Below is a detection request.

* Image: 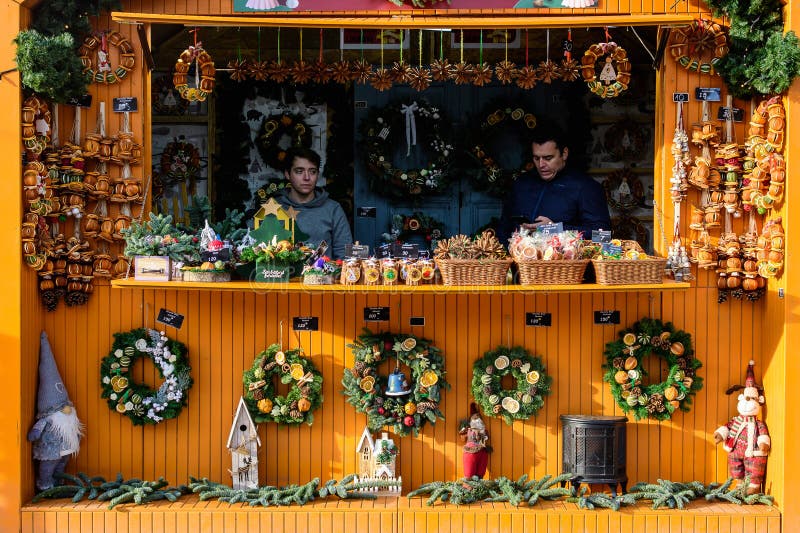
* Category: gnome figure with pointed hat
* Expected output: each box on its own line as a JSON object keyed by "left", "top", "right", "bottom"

{"left": 714, "top": 360, "right": 771, "bottom": 495}
{"left": 459, "top": 403, "right": 491, "bottom": 479}
{"left": 27, "top": 332, "right": 84, "bottom": 492}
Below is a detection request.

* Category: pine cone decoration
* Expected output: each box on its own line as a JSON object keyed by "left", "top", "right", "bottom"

{"left": 252, "top": 389, "right": 265, "bottom": 401}
{"left": 471, "top": 230, "right": 507, "bottom": 259}
{"left": 416, "top": 401, "right": 436, "bottom": 414}
{"left": 483, "top": 385, "right": 492, "bottom": 395}
{"left": 516, "top": 65, "right": 537, "bottom": 90}
{"left": 495, "top": 60, "right": 518, "bottom": 85}
{"left": 40, "top": 290, "right": 58, "bottom": 311}
{"left": 248, "top": 60, "right": 270, "bottom": 81}
{"left": 485, "top": 366, "right": 494, "bottom": 375}
{"left": 560, "top": 59, "right": 580, "bottom": 82}
{"left": 351, "top": 59, "right": 373, "bottom": 84}
{"left": 291, "top": 60, "right": 314, "bottom": 85}
{"left": 452, "top": 62, "right": 474, "bottom": 85}
{"left": 354, "top": 361, "right": 366, "bottom": 376}
{"left": 312, "top": 60, "right": 332, "bottom": 84}
{"left": 511, "top": 359, "right": 522, "bottom": 368}
{"left": 290, "top": 400, "right": 299, "bottom": 410}
{"left": 536, "top": 59, "right": 559, "bottom": 84}
{"left": 370, "top": 68, "right": 394, "bottom": 91}
{"left": 433, "top": 239, "right": 451, "bottom": 260}
{"left": 329, "top": 60, "right": 353, "bottom": 84}
{"left": 290, "top": 409, "right": 302, "bottom": 419}
{"left": 472, "top": 63, "right": 493, "bottom": 86}
{"left": 447, "top": 235, "right": 473, "bottom": 259}
{"left": 528, "top": 386, "right": 538, "bottom": 396}
{"left": 267, "top": 59, "right": 291, "bottom": 83}
{"left": 612, "top": 357, "right": 624, "bottom": 369}
{"left": 391, "top": 61, "right": 412, "bottom": 84}
{"left": 407, "top": 67, "right": 432, "bottom": 91}
{"left": 429, "top": 58, "right": 455, "bottom": 81}
{"left": 228, "top": 59, "right": 249, "bottom": 82}
{"left": 492, "top": 404, "right": 502, "bottom": 414}
{"left": 631, "top": 387, "right": 642, "bottom": 397}
{"left": 264, "top": 361, "right": 278, "bottom": 371}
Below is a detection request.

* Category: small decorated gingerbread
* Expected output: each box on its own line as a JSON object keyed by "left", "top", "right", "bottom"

{"left": 714, "top": 360, "right": 770, "bottom": 494}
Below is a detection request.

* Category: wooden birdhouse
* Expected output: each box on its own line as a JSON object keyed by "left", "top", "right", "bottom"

{"left": 356, "top": 426, "right": 375, "bottom": 479}
{"left": 227, "top": 397, "right": 261, "bottom": 490}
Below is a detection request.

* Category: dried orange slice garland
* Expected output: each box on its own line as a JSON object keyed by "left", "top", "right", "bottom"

{"left": 343, "top": 329, "right": 448, "bottom": 437}
{"left": 100, "top": 329, "right": 193, "bottom": 426}
{"left": 173, "top": 44, "right": 216, "bottom": 102}
{"left": 78, "top": 30, "right": 135, "bottom": 84}
{"left": 581, "top": 41, "right": 631, "bottom": 99}
{"left": 243, "top": 344, "right": 323, "bottom": 426}
{"left": 669, "top": 20, "right": 727, "bottom": 75}
{"left": 471, "top": 346, "right": 551, "bottom": 425}
{"left": 603, "top": 318, "right": 703, "bottom": 421}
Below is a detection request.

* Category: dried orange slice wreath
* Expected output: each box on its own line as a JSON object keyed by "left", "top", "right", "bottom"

{"left": 173, "top": 45, "right": 216, "bottom": 102}
{"left": 581, "top": 42, "right": 631, "bottom": 99}
{"left": 78, "top": 30, "right": 136, "bottom": 84}
{"left": 669, "top": 20, "right": 727, "bottom": 75}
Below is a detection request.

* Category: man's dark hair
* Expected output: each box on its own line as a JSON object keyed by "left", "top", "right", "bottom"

{"left": 284, "top": 147, "right": 321, "bottom": 171}
{"left": 531, "top": 124, "right": 568, "bottom": 153}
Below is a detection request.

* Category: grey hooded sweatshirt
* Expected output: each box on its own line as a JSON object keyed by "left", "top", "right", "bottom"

{"left": 275, "top": 188, "right": 353, "bottom": 259}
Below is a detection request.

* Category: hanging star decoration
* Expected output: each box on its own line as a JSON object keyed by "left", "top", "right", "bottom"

{"left": 351, "top": 59, "right": 373, "bottom": 84}
{"left": 472, "top": 63, "right": 494, "bottom": 87}
{"left": 429, "top": 59, "right": 455, "bottom": 82}
{"left": 370, "top": 68, "right": 394, "bottom": 91}
{"left": 312, "top": 60, "right": 332, "bottom": 84}
{"left": 391, "top": 61, "right": 413, "bottom": 84}
{"left": 407, "top": 67, "right": 432, "bottom": 92}
{"left": 267, "top": 59, "right": 291, "bottom": 83}
{"left": 228, "top": 59, "right": 249, "bottom": 82}
{"left": 495, "top": 60, "right": 518, "bottom": 85}
{"left": 516, "top": 65, "right": 538, "bottom": 90}
{"left": 291, "top": 60, "right": 314, "bottom": 85}
{"left": 559, "top": 58, "right": 580, "bottom": 82}
{"left": 329, "top": 60, "right": 353, "bottom": 84}
{"left": 536, "top": 59, "right": 559, "bottom": 84}
{"left": 248, "top": 60, "right": 270, "bottom": 81}
{"left": 452, "top": 62, "right": 474, "bottom": 85}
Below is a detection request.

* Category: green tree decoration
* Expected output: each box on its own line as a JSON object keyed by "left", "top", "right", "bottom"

{"left": 14, "top": 30, "right": 88, "bottom": 102}
{"left": 704, "top": 0, "right": 800, "bottom": 97}
{"left": 30, "top": 0, "right": 122, "bottom": 38}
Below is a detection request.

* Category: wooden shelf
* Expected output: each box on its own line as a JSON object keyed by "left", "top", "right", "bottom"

{"left": 111, "top": 278, "right": 690, "bottom": 293}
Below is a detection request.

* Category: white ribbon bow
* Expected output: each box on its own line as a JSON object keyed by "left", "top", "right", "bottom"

{"left": 401, "top": 102, "right": 419, "bottom": 157}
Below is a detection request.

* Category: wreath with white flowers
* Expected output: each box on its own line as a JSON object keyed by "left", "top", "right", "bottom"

{"left": 603, "top": 318, "right": 703, "bottom": 421}
{"left": 471, "top": 346, "right": 552, "bottom": 425}
{"left": 359, "top": 100, "right": 454, "bottom": 198}
{"left": 469, "top": 105, "right": 537, "bottom": 197}
{"left": 343, "top": 329, "right": 449, "bottom": 437}
{"left": 100, "top": 329, "right": 193, "bottom": 426}
{"left": 256, "top": 113, "right": 313, "bottom": 172}
{"left": 243, "top": 344, "right": 323, "bottom": 426}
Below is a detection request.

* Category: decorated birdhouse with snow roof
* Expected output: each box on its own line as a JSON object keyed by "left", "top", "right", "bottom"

{"left": 227, "top": 397, "right": 260, "bottom": 490}
{"left": 354, "top": 427, "right": 402, "bottom": 496}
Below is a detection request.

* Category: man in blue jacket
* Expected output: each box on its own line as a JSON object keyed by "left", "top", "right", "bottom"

{"left": 496, "top": 125, "right": 611, "bottom": 244}
{"left": 275, "top": 147, "right": 353, "bottom": 259}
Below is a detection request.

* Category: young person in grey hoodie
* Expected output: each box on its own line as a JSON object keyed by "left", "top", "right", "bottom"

{"left": 276, "top": 147, "right": 353, "bottom": 259}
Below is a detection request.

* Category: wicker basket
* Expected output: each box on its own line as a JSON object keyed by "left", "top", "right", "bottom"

{"left": 516, "top": 259, "right": 589, "bottom": 285}
{"left": 182, "top": 270, "right": 231, "bottom": 282}
{"left": 591, "top": 257, "right": 667, "bottom": 285}
{"left": 435, "top": 258, "right": 513, "bottom": 285}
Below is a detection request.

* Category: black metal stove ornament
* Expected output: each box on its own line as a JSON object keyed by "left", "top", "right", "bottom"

{"left": 561, "top": 415, "right": 628, "bottom": 495}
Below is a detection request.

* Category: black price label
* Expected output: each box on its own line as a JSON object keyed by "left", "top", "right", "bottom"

{"left": 395, "top": 243, "right": 419, "bottom": 259}
{"left": 672, "top": 92, "right": 689, "bottom": 102}
{"left": 293, "top": 316, "right": 319, "bottom": 331}
{"left": 364, "top": 307, "right": 390, "bottom": 322}
{"left": 591, "top": 229, "right": 612, "bottom": 243}
{"left": 562, "top": 39, "right": 573, "bottom": 52}
{"left": 594, "top": 310, "right": 621, "bottom": 325}
{"left": 201, "top": 248, "right": 231, "bottom": 263}
{"left": 410, "top": 316, "right": 425, "bottom": 326}
{"left": 345, "top": 243, "right": 370, "bottom": 259}
{"left": 526, "top": 312, "right": 552, "bottom": 327}
{"left": 112, "top": 97, "right": 138, "bottom": 112}
{"left": 695, "top": 87, "right": 721, "bottom": 102}
{"left": 717, "top": 106, "right": 744, "bottom": 122}
{"left": 375, "top": 244, "right": 393, "bottom": 259}
{"left": 67, "top": 94, "right": 92, "bottom": 108}
{"left": 355, "top": 100, "right": 368, "bottom": 109}
{"left": 357, "top": 206, "right": 377, "bottom": 218}
{"left": 156, "top": 308, "right": 184, "bottom": 329}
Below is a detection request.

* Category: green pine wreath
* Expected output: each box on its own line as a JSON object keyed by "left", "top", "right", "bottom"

{"left": 243, "top": 344, "right": 323, "bottom": 426}
{"left": 358, "top": 100, "right": 454, "bottom": 198}
{"left": 343, "top": 329, "right": 449, "bottom": 437}
{"left": 471, "top": 346, "right": 552, "bottom": 425}
{"left": 256, "top": 113, "right": 312, "bottom": 172}
{"left": 602, "top": 318, "right": 703, "bottom": 421}
{"left": 100, "top": 328, "right": 193, "bottom": 426}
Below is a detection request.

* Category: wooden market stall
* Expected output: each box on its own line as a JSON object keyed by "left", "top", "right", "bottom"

{"left": 2, "top": 0, "right": 799, "bottom": 531}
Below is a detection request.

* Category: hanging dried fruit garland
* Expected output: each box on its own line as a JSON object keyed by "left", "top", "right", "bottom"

{"left": 78, "top": 30, "right": 136, "bottom": 84}
{"left": 359, "top": 100, "right": 455, "bottom": 198}
{"left": 243, "top": 344, "right": 324, "bottom": 426}
{"left": 173, "top": 42, "right": 215, "bottom": 102}
{"left": 603, "top": 318, "right": 703, "bottom": 421}
{"left": 343, "top": 330, "right": 449, "bottom": 437}
{"left": 471, "top": 346, "right": 551, "bottom": 425}
{"left": 669, "top": 19, "right": 727, "bottom": 75}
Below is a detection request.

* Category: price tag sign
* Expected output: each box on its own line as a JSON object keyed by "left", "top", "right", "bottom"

{"left": 156, "top": 308, "right": 185, "bottom": 329}
{"left": 526, "top": 312, "right": 552, "bottom": 327}
{"left": 695, "top": 87, "right": 721, "bottom": 101}
{"left": 717, "top": 106, "right": 744, "bottom": 122}
{"left": 591, "top": 229, "right": 612, "bottom": 243}
{"left": 112, "top": 97, "right": 138, "bottom": 112}
{"left": 345, "top": 243, "right": 370, "bottom": 259}
{"left": 293, "top": 316, "right": 319, "bottom": 331}
{"left": 375, "top": 243, "right": 393, "bottom": 259}
{"left": 201, "top": 248, "right": 231, "bottom": 263}
{"left": 67, "top": 94, "right": 92, "bottom": 108}
{"left": 672, "top": 92, "right": 689, "bottom": 102}
{"left": 364, "top": 307, "right": 390, "bottom": 322}
{"left": 410, "top": 316, "right": 425, "bottom": 326}
{"left": 395, "top": 243, "right": 419, "bottom": 259}
{"left": 357, "top": 206, "right": 377, "bottom": 218}
{"left": 594, "top": 310, "right": 621, "bottom": 325}
{"left": 538, "top": 222, "right": 564, "bottom": 235}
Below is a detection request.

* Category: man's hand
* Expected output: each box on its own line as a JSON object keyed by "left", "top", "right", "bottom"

{"left": 521, "top": 216, "right": 554, "bottom": 230}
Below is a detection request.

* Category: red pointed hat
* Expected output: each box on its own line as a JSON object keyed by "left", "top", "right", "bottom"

{"left": 745, "top": 360, "right": 757, "bottom": 388}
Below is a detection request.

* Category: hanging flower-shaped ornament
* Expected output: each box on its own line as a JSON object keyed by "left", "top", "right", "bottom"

{"left": 359, "top": 100, "right": 455, "bottom": 198}
{"left": 173, "top": 42, "right": 215, "bottom": 102}
{"left": 581, "top": 41, "right": 631, "bottom": 99}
